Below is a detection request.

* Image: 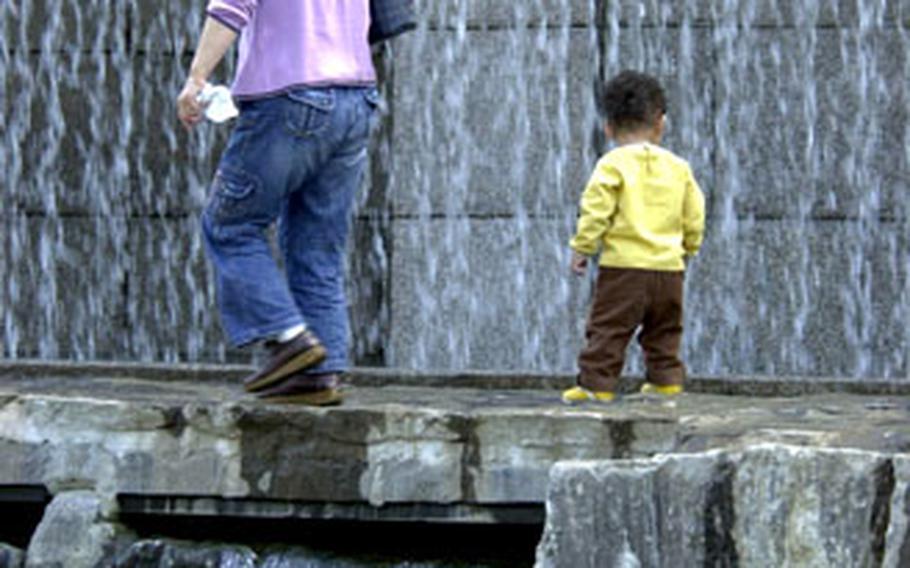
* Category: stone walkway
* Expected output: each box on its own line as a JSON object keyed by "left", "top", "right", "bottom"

{"left": 1, "top": 363, "right": 909, "bottom": 514}
{"left": 3, "top": 364, "right": 910, "bottom": 566}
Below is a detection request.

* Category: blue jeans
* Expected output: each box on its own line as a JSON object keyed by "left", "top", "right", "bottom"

{"left": 202, "top": 86, "right": 378, "bottom": 374}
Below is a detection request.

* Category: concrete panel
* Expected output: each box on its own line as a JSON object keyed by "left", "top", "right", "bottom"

{"left": 388, "top": 217, "right": 908, "bottom": 378}
{"left": 0, "top": 215, "right": 128, "bottom": 360}
{"left": 129, "top": 0, "right": 208, "bottom": 55}
{"left": 713, "top": 29, "right": 908, "bottom": 220}
{"left": 602, "top": 27, "right": 717, "bottom": 212}
{"left": 4, "top": 52, "right": 133, "bottom": 216}
{"left": 347, "top": 216, "right": 391, "bottom": 366}
{"left": 416, "top": 0, "right": 598, "bottom": 29}
{"left": 125, "top": 216, "right": 385, "bottom": 365}
{"left": 387, "top": 217, "right": 588, "bottom": 372}
{"left": 686, "top": 219, "right": 909, "bottom": 379}
{"left": 125, "top": 216, "right": 226, "bottom": 363}
{"left": 605, "top": 0, "right": 713, "bottom": 27}
{"left": 390, "top": 28, "right": 600, "bottom": 217}
{"left": 3, "top": 51, "right": 233, "bottom": 219}
{"left": 606, "top": 0, "right": 902, "bottom": 28}
{"left": 3, "top": 0, "right": 128, "bottom": 53}
{"left": 127, "top": 52, "right": 231, "bottom": 218}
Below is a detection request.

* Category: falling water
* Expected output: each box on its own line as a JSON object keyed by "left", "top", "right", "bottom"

{"left": 388, "top": 0, "right": 909, "bottom": 379}
{"left": 0, "top": 0, "right": 907, "bottom": 379}
{"left": 386, "top": 0, "right": 599, "bottom": 371}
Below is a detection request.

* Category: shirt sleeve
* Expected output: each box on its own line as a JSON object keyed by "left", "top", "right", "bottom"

{"left": 206, "top": 0, "right": 259, "bottom": 33}
{"left": 682, "top": 166, "right": 706, "bottom": 256}
{"left": 569, "top": 159, "right": 622, "bottom": 256}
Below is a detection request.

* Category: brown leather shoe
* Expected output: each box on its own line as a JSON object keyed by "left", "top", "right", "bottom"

{"left": 243, "top": 330, "right": 327, "bottom": 393}
{"left": 257, "top": 373, "right": 344, "bottom": 406}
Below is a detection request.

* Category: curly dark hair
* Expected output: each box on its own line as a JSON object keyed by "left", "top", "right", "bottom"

{"left": 601, "top": 70, "right": 667, "bottom": 132}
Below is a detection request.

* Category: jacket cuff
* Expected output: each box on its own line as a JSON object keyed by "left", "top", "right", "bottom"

{"left": 569, "top": 239, "right": 597, "bottom": 256}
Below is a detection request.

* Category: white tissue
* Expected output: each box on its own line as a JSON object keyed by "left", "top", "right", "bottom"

{"left": 197, "top": 83, "right": 238, "bottom": 123}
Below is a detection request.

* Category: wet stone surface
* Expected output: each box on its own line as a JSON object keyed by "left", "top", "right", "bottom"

{"left": 1, "top": 368, "right": 910, "bottom": 510}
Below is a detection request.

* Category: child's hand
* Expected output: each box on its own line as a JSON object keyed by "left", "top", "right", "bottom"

{"left": 570, "top": 251, "right": 588, "bottom": 276}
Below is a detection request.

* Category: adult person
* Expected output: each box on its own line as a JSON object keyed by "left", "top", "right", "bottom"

{"left": 177, "top": 1, "right": 380, "bottom": 405}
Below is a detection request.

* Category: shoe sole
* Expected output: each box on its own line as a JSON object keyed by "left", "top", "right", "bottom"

{"left": 259, "top": 388, "right": 345, "bottom": 406}
{"left": 244, "top": 344, "right": 327, "bottom": 393}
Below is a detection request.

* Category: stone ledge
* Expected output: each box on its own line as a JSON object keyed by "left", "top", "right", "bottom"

{"left": 2, "top": 361, "right": 910, "bottom": 396}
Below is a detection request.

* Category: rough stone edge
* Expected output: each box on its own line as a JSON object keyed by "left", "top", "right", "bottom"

{"left": 535, "top": 444, "right": 909, "bottom": 567}
{"left": 1, "top": 360, "right": 909, "bottom": 396}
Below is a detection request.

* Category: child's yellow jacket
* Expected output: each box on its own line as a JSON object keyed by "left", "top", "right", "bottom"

{"left": 570, "top": 142, "right": 705, "bottom": 271}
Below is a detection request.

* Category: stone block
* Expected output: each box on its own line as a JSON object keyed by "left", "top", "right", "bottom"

{"left": 0, "top": 215, "right": 128, "bottom": 360}
{"left": 731, "top": 445, "right": 890, "bottom": 566}
{"left": 0, "top": 394, "right": 250, "bottom": 495}
{"left": 686, "top": 219, "right": 908, "bottom": 378}
{"left": 387, "top": 217, "right": 589, "bottom": 372}
{"left": 359, "top": 412, "right": 465, "bottom": 505}
{"left": 390, "top": 28, "right": 600, "bottom": 216}
{"left": 536, "top": 452, "right": 728, "bottom": 567}
{"left": 238, "top": 407, "right": 374, "bottom": 502}
{"left": 470, "top": 413, "right": 676, "bottom": 503}
{"left": 884, "top": 455, "right": 910, "bottom": 567}
{"left": 471, "top": 413, "right": 616, "bottom": 503}
{"left": 3, "top": 1, "right": 128, "bottom": 53}
{"left": 713, "top": 29, "right": 908, "bottom": 220}
{"left": 415, "top": 0, "right": 597, "bottom": 29}
{"left": 0, "top": 544, "right": 24, "bottom": 568}
{"left": 116, "top": 540, "right": 258, "bottom": 567}
{"left": 26, "top": 491, "right": 130, "bottom": 568}
{"left": 537, "top": 445, "right": 899, "bottom": 567}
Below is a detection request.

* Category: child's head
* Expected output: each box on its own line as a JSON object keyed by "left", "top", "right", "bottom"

{"left": 601, "top": 70, "right": 667, "bottom": 143}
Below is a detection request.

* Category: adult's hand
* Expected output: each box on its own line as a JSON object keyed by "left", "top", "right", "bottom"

{"left": 177, "top": 76, "right": 207, "bottom": 129}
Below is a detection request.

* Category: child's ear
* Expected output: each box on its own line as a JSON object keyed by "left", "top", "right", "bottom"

{"left": 604, "top": 123, "right": 614, "bottom": 140}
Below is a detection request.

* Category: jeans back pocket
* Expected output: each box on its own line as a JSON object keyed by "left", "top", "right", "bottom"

{"left": 285, "top": 88, "right": 334, "bottom": 138}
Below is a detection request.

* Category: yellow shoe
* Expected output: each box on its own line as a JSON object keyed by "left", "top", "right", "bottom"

{"left": 561, "top": 386, "right": 616, "bottom": 405}
{"left": 640, "top": 383, "right": 684, "bottom": 396}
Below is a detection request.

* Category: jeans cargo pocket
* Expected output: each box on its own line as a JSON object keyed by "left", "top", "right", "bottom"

{"left": 214, "top": 166, "right": 257, "bottom": 200}
{"left": 206, "top": 166, "right": 260, "bottom": 228}
{"left": 285, "top": 88, "right": 334, "bottom": 138}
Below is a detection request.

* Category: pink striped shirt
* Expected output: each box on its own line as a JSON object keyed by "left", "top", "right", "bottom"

{"left": 206, "top": 0, "right": 376, "bottom": 99}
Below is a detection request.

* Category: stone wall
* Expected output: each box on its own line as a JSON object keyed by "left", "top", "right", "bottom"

{"left": 1, "top": 1, "right": 908, "bottom": 378}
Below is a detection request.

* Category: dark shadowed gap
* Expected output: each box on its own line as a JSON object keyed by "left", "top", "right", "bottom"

{"left": 0, "top": 485, "right": 51, "bottom": 548}
{"left": 119, "top": 513, "right": 542, "bottom": 567}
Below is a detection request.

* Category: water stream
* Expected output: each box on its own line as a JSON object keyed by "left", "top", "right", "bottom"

{"left": 1, "top": 0, "right": 907, "bottom": 379}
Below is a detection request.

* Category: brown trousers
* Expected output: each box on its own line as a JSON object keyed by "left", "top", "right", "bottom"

{"left": 578, "top": 267, "right": 685, "bottom": 392}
